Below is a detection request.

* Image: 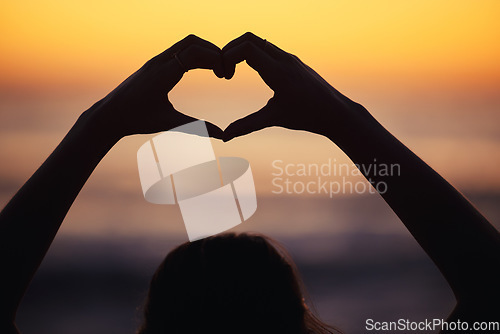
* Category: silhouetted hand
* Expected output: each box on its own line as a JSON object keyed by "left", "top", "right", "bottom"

{"left": 84, "top": 34, "right": 225, "bottom": 141}
{"left": 222, "top": 32, "right": 365, "bottom": 141}
{"left": 0, "top": 36, "right": 227, "bottom": 329}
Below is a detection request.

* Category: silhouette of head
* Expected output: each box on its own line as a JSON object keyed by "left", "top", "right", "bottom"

{"left": 137, "top": 233, "right": 336, "bottom": 334}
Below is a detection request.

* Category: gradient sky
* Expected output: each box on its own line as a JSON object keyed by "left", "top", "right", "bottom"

{"left": 1, "top": 1, "right": 499, "bottom": 237}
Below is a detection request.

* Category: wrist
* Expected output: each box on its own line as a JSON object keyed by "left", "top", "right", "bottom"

{"left": 74, "top": 104, "right": 122, "bottom": 151}
{"left": 324, "top": 102, "right": 382, "bottom": 150}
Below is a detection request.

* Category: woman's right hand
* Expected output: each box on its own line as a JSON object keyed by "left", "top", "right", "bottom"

{"left": 221, "top": 32, "right": 368, "bottom": 142}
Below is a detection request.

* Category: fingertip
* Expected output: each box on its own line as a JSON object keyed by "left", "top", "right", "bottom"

{"left": 213, "top": 68, "right": 225, "bottom": 79}
{"left": 224, "top": 65, "right": 236, "bottom": 80}
{"left": 221, "top": 124, "right": 232, "bottom": 142}
{"left": 214, "top": 55, "right": 225, "bottom": 78}
{"left": 206, "top": 122, "right": 224, "bottom": 140}
{"left": 222, "top": 131, "right": 233, "bottom": 142}
{"left": 222, "top": 122, "right": 241, "bottom": 141}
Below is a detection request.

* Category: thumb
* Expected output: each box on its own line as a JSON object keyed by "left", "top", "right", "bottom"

{"left": 223, "top": 103, "right": 275, "bottom": 142}
{"left": 159, "top": 110, "right": 224, "bottom": 140}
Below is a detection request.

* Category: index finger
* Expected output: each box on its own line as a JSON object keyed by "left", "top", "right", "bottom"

{"left": 155, "top": 35, "right": 224, "bottom": 78}
{"left": 222, "top": 43, "right": 280, "bottom": 91}
{"left": 177, "top": 44, "right": 224, "bottom": 75}
{"left": 222, "top": 32, "right": 286, "bottom": 60}
{"left": 158, "top": 34, "right": 221, "bottom": 61}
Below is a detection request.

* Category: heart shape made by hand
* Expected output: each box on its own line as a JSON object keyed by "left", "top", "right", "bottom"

{"left": 95, "top": 32, "right": 351, "bottom": 144}
{"left": 161, "top": 32, "right": 350, "bottom": 143}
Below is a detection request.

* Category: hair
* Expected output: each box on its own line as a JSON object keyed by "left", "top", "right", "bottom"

{"left": 137, "top": 232, "right": 339, "bottom": 334}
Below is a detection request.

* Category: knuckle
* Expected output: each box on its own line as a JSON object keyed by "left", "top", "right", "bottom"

{"left": 241, "top": 40, "right": 252, "bottom": 52}
{"left": 283, "top": 52, "right": 298, "bottom": 63}
{"left": 144, "top": 55, "right": 160, "bottom": 68}
{"left": 184, "top": 34, "right": 198, "bottom": 43}
{"left": 243, "top": 31, "right": 256, "bottom": 40}
{"left": 241, "top": 41, "right": 257, "bottom": 60}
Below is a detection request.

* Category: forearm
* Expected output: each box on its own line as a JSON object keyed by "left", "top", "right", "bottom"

{"left": 328, "top": 106, "right": 500, "bottom": 301}
{"left": 0, "top": 36, "right": 224, "bottom": 327}
{"left": 0, "top": 105, "right": 118, "bottom": 320}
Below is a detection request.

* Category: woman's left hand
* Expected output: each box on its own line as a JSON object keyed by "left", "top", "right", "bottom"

{"left": 84, "top": 34, "right": 225, "bottom": 141}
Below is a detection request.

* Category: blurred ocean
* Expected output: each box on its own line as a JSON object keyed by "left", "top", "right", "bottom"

{"left": 13, "top": 192, "right": 500, "bottom": 334}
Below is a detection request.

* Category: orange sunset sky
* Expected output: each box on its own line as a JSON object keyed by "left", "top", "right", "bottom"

{"left": 1, "top": 1, "right": 499, "bottom": 237}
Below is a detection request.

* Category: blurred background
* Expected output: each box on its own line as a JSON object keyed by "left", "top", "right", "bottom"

{"left": 1, "top": 1, "right": 499, "bottom": 333}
